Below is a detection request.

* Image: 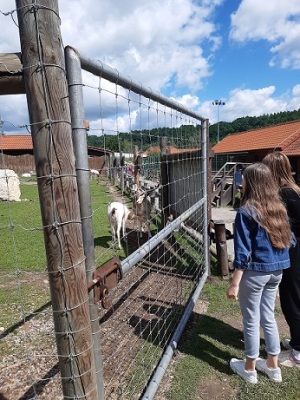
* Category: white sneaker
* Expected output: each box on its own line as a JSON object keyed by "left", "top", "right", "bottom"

{"left": 279, "top": 350, "right": 300, "bottom": 367}
{"left": 282, "top": 338, "right": 292, "bottom": 350}
{"left": 278, "top": 350, "right": 291, "bottom": 363}
{"left": 230, "top": 358, "right": 257, "bottom": 384}
{"left": 290, "top": 349, "right": 300, "bottom": 366}
{"left": 256, "top": 358, "right": 282, "bottom": 382}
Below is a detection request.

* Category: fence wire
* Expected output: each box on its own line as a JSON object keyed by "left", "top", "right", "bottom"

{"left": 0, "top": 3, "right": 209, "bottom": 399}
{"left": 72, "top": 51, "right": 209, "bottom": 399}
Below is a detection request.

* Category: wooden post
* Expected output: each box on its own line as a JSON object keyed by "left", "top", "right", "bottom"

{"left": 120, "top": 152, "right": 125, "bottom": 193}
{"left": 16, "top": 1, "right": 98, "bottom": 398}
{"left": 112, "top": 155, "right": 117, "bottom": 185}
{"left": 214, "top": 222, "right": 229, "bottom": 277}
{"left": 160, "top": 137, "right": 169, "bottom": 227}
{"left": 134, "top": 145, "right": 140, "bottom": 190}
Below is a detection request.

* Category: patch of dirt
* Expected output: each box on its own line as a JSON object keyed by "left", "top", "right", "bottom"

{"left": 196, "top": 378, "right": 238, "bottom": 400}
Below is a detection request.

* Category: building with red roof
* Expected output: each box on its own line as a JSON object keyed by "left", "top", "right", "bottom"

{"left": 212, "top": 120, "right": 300, "bottom": 183}
{"left": 0, "top": 134, "right": 112, "bottom": 174}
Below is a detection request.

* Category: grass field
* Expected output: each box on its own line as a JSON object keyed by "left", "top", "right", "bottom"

{"left": 164, "top": 276, "right": 300, "bottom": 400}
{"left": 0, "top": 177, "right": 117, "bottom": 331}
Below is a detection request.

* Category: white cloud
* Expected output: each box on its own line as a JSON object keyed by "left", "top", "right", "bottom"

{"left": 198, "top": 86, "right": 297, "bottom": 124}
{"left": 57, "top": 0, "right": 222, "bottom": 92}
{"left": 292, "top": 84, "right": 300, "bottom": 96}
{"left": 0, "top": 0, "right": 222, "bottom": 130}
{"left": 229, "top": 0, "right": 300, "bottom": 69}
{"left": 1, "top": 0, "right": 300, "bottom": 135}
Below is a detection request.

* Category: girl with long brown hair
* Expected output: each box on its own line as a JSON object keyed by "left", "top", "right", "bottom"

{"left": 227, "top": 163, "right": 293, "bottom": 383}
{"left": 263, "top": 151, "right": 300, "bottom": 366}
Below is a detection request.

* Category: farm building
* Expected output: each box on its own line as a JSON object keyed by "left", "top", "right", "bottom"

{"left": 212, "top": 120, "right": 300, "bottom": 184}
{"left": 0, "top": 134, "right": 113, "bottom": 175}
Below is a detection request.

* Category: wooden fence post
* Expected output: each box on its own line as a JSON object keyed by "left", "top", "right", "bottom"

{"left": 214, "top": 222, "right": 229, "bottom": 277}
{"left": 16, "top": 1, "right": 98, "bottom": 398}
{"left": 134, "top": 145, "right": 140, "bottom": 190}
{"left": 160, "top": 136, "right": 169, "bottom": 227}
{"left": 120, "top": 152, "right": 125, "bottom": 193}
{"left": 112, "top": 155, "right": 117, "bottom": 185}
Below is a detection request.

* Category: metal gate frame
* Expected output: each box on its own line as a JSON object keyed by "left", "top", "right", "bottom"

{"left": 65, "top": 45, "right": 210, "bottom": 400}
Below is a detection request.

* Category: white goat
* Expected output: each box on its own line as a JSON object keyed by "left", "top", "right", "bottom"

{"left": 90, "top": 169, "right": 100, "bottom": 179}
{"left": 108, "top": 202, "right": 133, "bottom": 249}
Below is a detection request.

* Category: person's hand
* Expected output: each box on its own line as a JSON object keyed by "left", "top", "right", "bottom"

{"left": 227, "top": 284, "right": 239, "bottom": 300}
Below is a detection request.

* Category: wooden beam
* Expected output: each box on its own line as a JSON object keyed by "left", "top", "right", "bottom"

{"left": 0, "top": 52, "right": 25, "bottom": 95}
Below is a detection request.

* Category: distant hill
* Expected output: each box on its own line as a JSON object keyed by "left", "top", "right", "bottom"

{"left": 87, "top": 108, "right": 300, "bottom": 150}
{"left": 209, "top": 108, "right": 300, "bottom": 144}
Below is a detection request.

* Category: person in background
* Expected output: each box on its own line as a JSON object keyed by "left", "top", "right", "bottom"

{"left": 227, "top": 163, "right": 293, "bottom": 383}
{"left": 234, "top": 164, "right": 243, "bottom": 190}
{"left": 233, "top": 164, "right": 243, "bottom": 209}
{"left": 262, "top": 152, "right": 300, "bottom": 366}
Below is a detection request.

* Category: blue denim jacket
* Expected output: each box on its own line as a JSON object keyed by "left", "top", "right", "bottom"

{"left": 233, "top": 206, "right": 291, "bottom": 272}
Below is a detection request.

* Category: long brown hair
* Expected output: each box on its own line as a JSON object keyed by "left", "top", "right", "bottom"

{"left": 242, "top": 163, "right": 292, "bottom": 249}
{"left": 262, "top": 151, "right": 300, "bottom": 196}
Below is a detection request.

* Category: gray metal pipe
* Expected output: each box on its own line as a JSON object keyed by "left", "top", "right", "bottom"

{"left": 202, "top": 119, "right": 210, "bottom": 274}
{"left": 79, "top": 53, "right": 205, "bottom": 122}
{"left": 65, "top": 45, "right": 105, "bottom": 400}
{"left": 121, "top": 198, "right": 205, "bottom": 275}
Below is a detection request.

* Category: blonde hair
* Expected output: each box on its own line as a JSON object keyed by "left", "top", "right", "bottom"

{"left": 262, "top": 152, "right": 300, "bottom": 196}
{"left": 242, "top": 163, "right": 292, "bottom": 249}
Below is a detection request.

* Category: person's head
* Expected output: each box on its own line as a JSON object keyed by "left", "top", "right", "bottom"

{"left": 262, "top": 151, "right": 300, "bottom": 194}
{"left": 242, "top": 162, "right": 278, "bottom": 204}
{"left": 241, "top": 162, "right": 292, "bottom": 249}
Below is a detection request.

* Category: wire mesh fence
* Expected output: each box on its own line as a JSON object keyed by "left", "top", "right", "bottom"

{"left": 0, "top": 2, "right": 209, "bottom": 399}
{"left": 69, "top": 49, "right": 209, "bottom": 399}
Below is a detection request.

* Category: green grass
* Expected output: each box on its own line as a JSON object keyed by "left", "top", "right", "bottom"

{"left": 0, "top": 182, "right": 45, "bottom": 272}
{"left": 166, "top": 278, "right": 300, "bottom": 400}
{"left": 0, "top": 178, "right": 117, "bottom": 331}
{"left": 0, "top": 179, "right": 121, "bottom": 273}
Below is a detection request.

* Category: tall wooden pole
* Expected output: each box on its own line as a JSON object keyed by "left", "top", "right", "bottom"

{"left": 16, "top": 1, "right": 98, "bottom": 398}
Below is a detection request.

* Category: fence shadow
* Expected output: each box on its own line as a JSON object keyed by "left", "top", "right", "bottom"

{"left": 127, "top": 302, "right": 244, "bottom": 375}
{"left": 180, "top": 313, "right": 244, "bottom": 374}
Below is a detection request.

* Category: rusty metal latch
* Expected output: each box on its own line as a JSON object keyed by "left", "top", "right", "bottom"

{"left": 87, "top": 256, "right": 123, "bottom": 309}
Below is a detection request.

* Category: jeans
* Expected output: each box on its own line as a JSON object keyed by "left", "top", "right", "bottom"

{"left": 239, "top": 269, "right": 282, "bottom": 359}
{"left": 279, "top": 240, "right": 300, "bottom": 351}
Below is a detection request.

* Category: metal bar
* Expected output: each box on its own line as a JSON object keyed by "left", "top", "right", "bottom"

{"left": 79, "top": 53, "right": 205, "bottom": 122}
{"left": 202, "top": 119, "right": 210, "bottom": 275}
{"left": 121, "top": 198, "right": 205, "bottom": 275}
{"left": 65, "top": 45, "right": 105, "bottom": 399}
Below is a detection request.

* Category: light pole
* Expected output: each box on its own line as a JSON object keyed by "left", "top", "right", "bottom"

{"left": 212, "top": 99, "right": 225, "bottom": 143}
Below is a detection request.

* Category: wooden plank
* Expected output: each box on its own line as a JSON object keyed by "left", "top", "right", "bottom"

{"left": 0, "top": 52, "right": 25, "bottom": 94}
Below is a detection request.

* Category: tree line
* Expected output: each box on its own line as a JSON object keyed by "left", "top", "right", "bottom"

{"left": 87, "top": 108, "right": 300, "bottom": 151}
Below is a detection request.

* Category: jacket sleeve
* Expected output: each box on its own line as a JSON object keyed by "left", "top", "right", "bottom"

{"left": 233, "top": 209, "right": 253, "bottom": 269}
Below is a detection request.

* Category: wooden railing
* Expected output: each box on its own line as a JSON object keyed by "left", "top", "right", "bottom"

{"left": 211, "top": 162, "right": 250, "bottom": 207}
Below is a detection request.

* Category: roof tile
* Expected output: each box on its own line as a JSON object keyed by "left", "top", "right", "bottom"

{"left": 212, "top": 120, "right": 300, "bottom": 155}
{"left": 0, "top": 135, "right": 33, "bottom": 150}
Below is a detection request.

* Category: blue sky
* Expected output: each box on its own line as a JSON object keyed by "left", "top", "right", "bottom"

{"left": 1, "top": 0, "right": 300, "bottom": 133}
